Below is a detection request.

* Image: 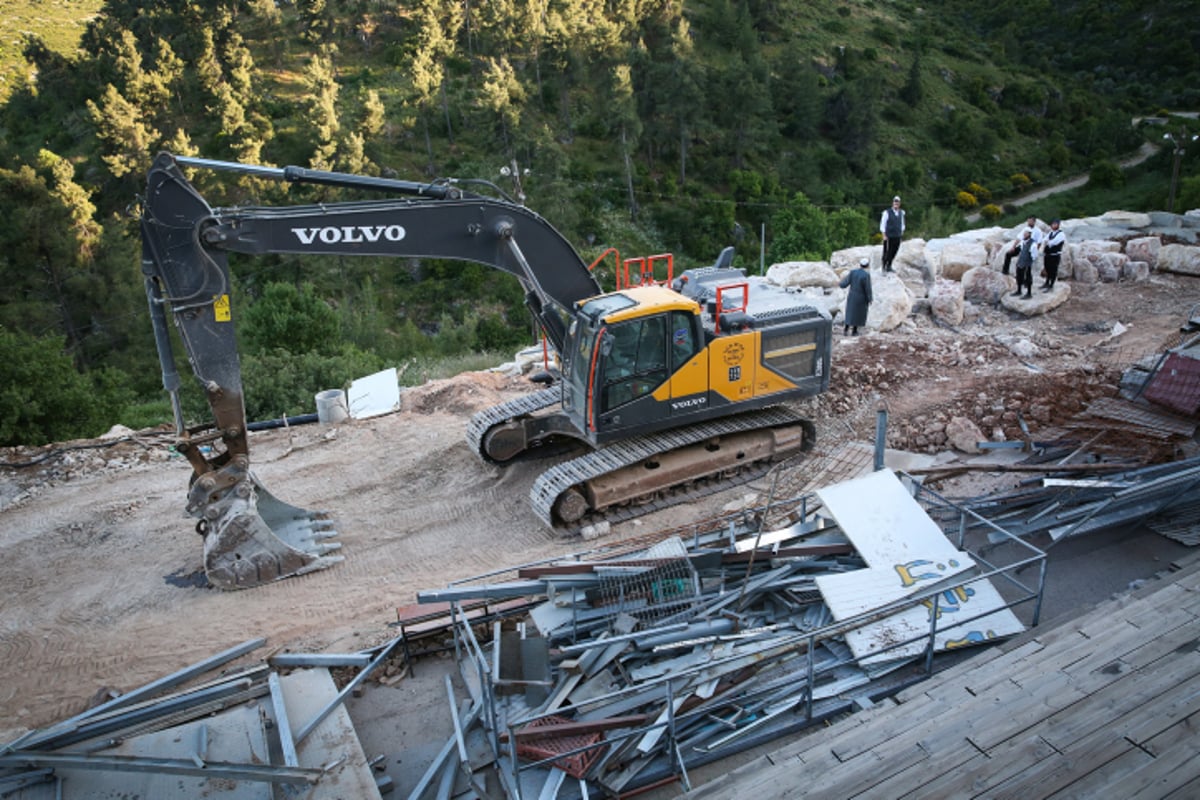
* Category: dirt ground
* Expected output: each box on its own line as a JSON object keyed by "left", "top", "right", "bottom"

{"left": 1, "top": 271, "right": 1197, "bottom": 745}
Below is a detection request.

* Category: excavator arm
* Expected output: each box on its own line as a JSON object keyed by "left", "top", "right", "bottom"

{"left": 140, "top": 152, "right": 601, "bottom": 589}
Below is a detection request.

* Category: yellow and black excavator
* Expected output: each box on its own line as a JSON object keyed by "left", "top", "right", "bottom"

{"left": 141, "top": 152, "right": 832, "bottom": 589}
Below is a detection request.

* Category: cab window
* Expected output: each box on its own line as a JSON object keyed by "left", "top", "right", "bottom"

{"left": 601, "top": 316, "right": 668, "bottom": 411}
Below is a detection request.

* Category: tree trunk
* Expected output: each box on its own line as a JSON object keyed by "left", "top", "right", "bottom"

{"left": 679, "top": 124, "right": 687, "bottom": 185}
{"left": 440, "top": 78, "right": 453, "bottom": 145}
{"left": 622, "top": 126, "right": 638, "bottom": 218}
{"left": 423, "top": 114, "right": 434, "bottom": 174}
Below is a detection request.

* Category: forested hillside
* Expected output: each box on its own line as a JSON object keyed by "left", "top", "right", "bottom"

{"left": 0, "top": 0, "right": 1195, "bottom": 446}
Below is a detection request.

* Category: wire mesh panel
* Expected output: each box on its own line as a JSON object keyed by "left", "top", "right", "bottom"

{"left": 589, "top": 537, "right": 699, "bottom": 628}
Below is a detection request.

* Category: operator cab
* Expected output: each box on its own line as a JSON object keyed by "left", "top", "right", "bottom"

{"left": 561, "top": 286, "right": 705, "bottom": 444}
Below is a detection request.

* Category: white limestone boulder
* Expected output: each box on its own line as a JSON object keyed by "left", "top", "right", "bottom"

{"left": 961, "top": 266, "right": 1014, "bottom": 305}
{"left": 1100, "top": 210, "right": 1152, "bottom": 229}
{"left": 1073, "top": 259, "right": 1099, "bottom": 283}
{"left": 1123, "top": 261, "right": 1151, "bottom": 282}
{"left": 927, "top": 278, "right": 965, "bottom": 326}
{"left": 766, "top": 261, "right": 840, "bottom": 289}
{"left": 798, "top": 286, "right": 848, "bottom": 319}
{"left": 1124, "top": 236, "right": 1161, "bottom": 267}
{"left": 830, "top": 246, "right": 878, "bottom": 272}
{"left": 1156, "top": 243, "right": 1200, "bottom": 276}
{"left": 938, "top": 241, "right": 988, "bottom": 281}
{"left": 999, "top": 281, "right": 1071, "bottom": 315}
{"left": 893, "top": 237, "right": 931, "bottom": 277}
{"left": 1096, "top": 252, "right": 1128, "bottom": 282}
{"left": 866, "top": 270, "right": 913, "bottom": 332}
{"left": 1072, "top": 240, "right": 1122, "bottom": 265}
{"left": 945, "top": 416, "right": 985, "bottom": 454}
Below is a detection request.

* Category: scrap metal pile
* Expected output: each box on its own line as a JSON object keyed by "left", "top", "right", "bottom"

{"left": 411, "top": 470, "right": 1044, "bottom": 799}
{"left": 0, "top": 639, "right": 396, "bottom": 798}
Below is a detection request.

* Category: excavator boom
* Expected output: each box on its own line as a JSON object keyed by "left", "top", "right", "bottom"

{"left": 141, "top": 151, "right": 601, "bottom": 589}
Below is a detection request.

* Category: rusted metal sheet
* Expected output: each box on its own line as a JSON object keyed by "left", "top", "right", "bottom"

{"left": 1143, "top": 352, "right": 1200, "bottom": 417}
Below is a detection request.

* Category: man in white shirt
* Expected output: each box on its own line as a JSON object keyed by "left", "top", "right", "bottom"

{"left": 879, "top": 196, "right": 905, "bottom": 273}
{"left": 1002, "top": 215, "right": 1043, "bottom": 275}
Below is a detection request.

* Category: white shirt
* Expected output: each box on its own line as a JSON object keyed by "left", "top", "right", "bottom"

{"left": 879, "top": 207, "right": 905, "bottom": 236}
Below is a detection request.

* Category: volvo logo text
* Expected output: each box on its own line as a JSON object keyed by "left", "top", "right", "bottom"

{"left": 671, "top": 397, "right": 707, "bottom": 411}
{"left": 291, "top": 225, "right": 407, "bottom": 245}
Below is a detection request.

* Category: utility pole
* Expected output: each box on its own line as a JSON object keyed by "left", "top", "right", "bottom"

{"left": 1163, "top": 128, "right": 1198, "bottom": 213}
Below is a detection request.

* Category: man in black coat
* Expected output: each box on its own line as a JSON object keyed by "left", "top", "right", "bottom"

{"left": 840, "top": 257, "right": 873, "bottom": 335}
{"left": 1041, "top": 219, "right": 1066, "bottom": 290}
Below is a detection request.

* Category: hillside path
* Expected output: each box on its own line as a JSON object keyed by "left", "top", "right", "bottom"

{"left": 966, "top": 142, "right": 1160, "bottom": 223}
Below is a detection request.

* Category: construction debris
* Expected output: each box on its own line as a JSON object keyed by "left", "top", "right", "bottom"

{"left": 0, "top": 639, "right": 393, "bottom": 799}
{"left": 412, "top": 468, "right": 1045, "bottom": 797}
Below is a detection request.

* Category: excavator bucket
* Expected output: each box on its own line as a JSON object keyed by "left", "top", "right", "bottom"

{"left": 194, "top": 471, "right": 343, "bottom": 590}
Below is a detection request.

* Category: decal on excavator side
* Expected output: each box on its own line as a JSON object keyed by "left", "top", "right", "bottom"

{"left": 290, "top": 225, "right": 407, "bottom": 245}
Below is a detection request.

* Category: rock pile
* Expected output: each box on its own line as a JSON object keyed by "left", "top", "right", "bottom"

{"left": 768, "top": 210, "right": 1200, "bottom": 330}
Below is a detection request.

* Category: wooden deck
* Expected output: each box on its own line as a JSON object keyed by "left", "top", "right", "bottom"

{"left": 683, "top": 550, "right": 1200, "bottom": 799}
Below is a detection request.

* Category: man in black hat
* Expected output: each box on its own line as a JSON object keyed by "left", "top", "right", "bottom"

{"left": 1011, "top": 229, "right": 1037, "bottom": 299}
{"left": 839, "top": 257, "right": 873, "bottom": 335}
{"left": 1041, "top": 219, "right": 1065, "bottom": 291}
{"left": 879, "top": 196, "right": 904, "bottom": 273}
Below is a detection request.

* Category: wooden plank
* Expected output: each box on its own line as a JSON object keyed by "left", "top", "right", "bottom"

{"left": 893, "top": 638, "right": 1046, "bottom": 704}
{"left": 746, "top": 697, "right": 896, "bottom": 764}
{"left": 982, "top": 675, "right": 1200, "bottom": 798}
{"left": 815, "top": 704, "right": 1054, "bottom": 799}
{"left": 987, "top": 729, "right": 1137, "bottom": 800}
{"left": 802, "top": 692, "right": 960, "bottom": 764}
{"left": 958, "top": 629, "right": 1104, "bottom": 697}
{"left": 690, "top": 563, "right": 1200, "bottom": 800}
{"left": 1038, "top": 655, "right": 1200, "bottom": 752}
{"left": 1064, "top": 718, "right": 1200, "bottom": 800}
{"left": 976, "top": 604, "right": 1197, "bottom": 699}
{"left": 793, "top": 737, "right": 929, "bottom": 798}
{"left": 1164, "top": 773, "right": 1200, "bottom": 800}
{"left": 896, "top": 734, "right": 1056, "bottom": 800}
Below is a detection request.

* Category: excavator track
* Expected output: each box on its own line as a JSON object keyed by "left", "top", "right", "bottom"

{"left": 465, "top": 387, "right": 563, "bottom": 462}
{"left": 529, "top": 407, "right": 811, "bottom": 532}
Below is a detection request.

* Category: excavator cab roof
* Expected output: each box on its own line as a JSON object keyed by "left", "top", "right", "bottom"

{"left": 585, "top": 285, "right": 700, "bottom": 325}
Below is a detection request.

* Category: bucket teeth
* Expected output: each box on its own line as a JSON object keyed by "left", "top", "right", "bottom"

{"left": 196, "top": 475, "right": 343, "bottom": 590}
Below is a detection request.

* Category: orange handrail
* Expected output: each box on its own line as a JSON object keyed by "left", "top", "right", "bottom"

{"left": 714, "top": 281, "right": 749, "bottom": 334}
{"left": 589, "top": 247, "right": 621, "bottom": 290}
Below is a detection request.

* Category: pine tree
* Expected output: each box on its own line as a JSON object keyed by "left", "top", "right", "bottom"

{"left": 86, "top": 85, "right": 161, "bottom": 179}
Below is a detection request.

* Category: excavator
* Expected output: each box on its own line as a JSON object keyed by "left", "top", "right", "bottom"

{"left": 141, "top": 151, "right": 832, "bottom": 589}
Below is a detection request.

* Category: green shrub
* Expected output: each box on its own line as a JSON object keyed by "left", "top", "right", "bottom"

{"left": 980, "top": 203, "right": 1003, "bottom": 220}
{"left": 1087, "top": 160, "right": 1124, "bottom": 190}
{"left": 240, "top": 345, "right": 386, "bottom": 422}
{"left": 0, "top": 328, "right": 133, "bottom": 446}
{"left": 966, "top": 182, "right": 992, "bottom": 202}
{"left": 1176, "top": 176, "right": 1200, "bottom": 213}
{"left": 240, "top": 282, "right": 339, "bottom": 355}
{"left": 1010, "top": 173, "right": 1032, "bottom": 189}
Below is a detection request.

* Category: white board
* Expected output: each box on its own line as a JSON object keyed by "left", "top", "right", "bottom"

{"left": 816, "top": 468, "right": 958, "bottom": 568}
{"left": 348, "top": 367, "right": 400, "bottom": 419}
{"left": 814, "top": 469, "right": 1023, "bottom": 665}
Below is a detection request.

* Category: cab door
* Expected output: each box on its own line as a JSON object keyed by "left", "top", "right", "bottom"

{"left": 596, "top": 316, "right": 671, "bottom": 427}
{"left": 661, "top": 310, "right": 708, "bottom": 416}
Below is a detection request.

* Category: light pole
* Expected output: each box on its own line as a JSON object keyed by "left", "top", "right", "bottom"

{"left": 1163, "top": 128, "right": 1198, "bottom": 213}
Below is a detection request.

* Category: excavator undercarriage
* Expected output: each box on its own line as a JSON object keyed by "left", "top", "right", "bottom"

{"left": 468, "top": 393, "right": 814, "bottom": 531}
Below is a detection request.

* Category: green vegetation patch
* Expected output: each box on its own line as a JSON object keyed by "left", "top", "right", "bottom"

{"left": 0, "top": 0, "right": 102, "bottom": 100}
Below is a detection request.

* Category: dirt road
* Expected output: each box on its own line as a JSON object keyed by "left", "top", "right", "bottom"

{"left": 965, "top": 142, "right": 1161, "bottom": 223}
